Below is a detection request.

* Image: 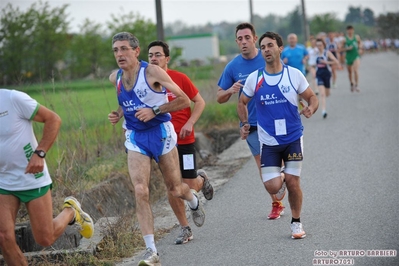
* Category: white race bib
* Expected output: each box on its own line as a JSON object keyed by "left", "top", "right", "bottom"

{"left": 183, "top": 154, "right": 195, "bottom": 170}
{"left": 274, "top": 119, "right": 287, "bottom": 136}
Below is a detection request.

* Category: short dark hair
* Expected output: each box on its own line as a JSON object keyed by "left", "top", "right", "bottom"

{"left": 147, "top": 40, "right": 170, "bottom": 56}
{"left": 235, "top": 22, "right": 256, "bottom": 37}
{"left": 346, "top": 25, "right": 354, "bottom": 30}
{"left": 258, "top": 31, "right": 284, "bottom": 47}
{"left": 112, "top": 32, "right": 139, "bottom": 48}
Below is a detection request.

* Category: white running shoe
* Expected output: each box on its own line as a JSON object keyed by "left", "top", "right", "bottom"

{"left": 291, "top": 222, "right": 306, "bottom": 239}
{"left": 138, "top": 247, "right": 160, "bottom": 266}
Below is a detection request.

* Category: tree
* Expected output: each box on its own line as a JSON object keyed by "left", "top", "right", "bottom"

{"left": 0, "top": 4, "right": 31, "bottom": 84}
{"left": 254, "top": 14, "right": 285, "bottom": 37}
{"left": 285, "top": 6, "right": 304, "bottom": 42}
{"left": 67, "top": 19, "right": 109, "bottom": 79}
{"left": 0, "top": 1, "right": 70, "bottom": 85}
{"left": 310, "top": 13, "right": 343, "bottom": 36}
{"left": 377, "top": 12, "right": 399, "bottom": 38}
{"left": 345, "top": 6, "right": 362, "bottom": 24}
{"left": 107, "top": 9, "right": 157, "bottom": 62}
{"left": 210, "top": 22, "right": 237, "bottom": 55}
{"left": 363, "top": 8, "right": 375, "bottom": 26}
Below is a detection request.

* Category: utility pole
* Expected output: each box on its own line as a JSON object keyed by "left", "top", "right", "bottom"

{"left": 155, "top": 0, "right": 165, "bottom": 41}
{"left": 249, "top": 0, "right": 254, "bottom": 25}
{"left": 300, "top": 0, "right": 310, "bottom": 43}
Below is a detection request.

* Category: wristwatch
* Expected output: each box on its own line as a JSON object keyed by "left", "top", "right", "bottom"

{"left": 34, "top": 150, "right": 46, "bottom": 158}
{"left": 152, "top": 106, "right": 161, "bottom": 115}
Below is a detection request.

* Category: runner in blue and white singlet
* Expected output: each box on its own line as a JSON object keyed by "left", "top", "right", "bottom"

{"left": 109, "top": 32, "right": 204, "bottom": 263}
{"left": 217, "top": 23, "right": 287, "bottom": 220}
{"left": 316, "top": 50, "right": 332, "bottom": 89}
{"left": 116, "top": 61, "right": 171, "bottom": 131}
{"left": 237, "top": 31, "right": 318, "bottom": 240}
{"left": 315, "top": 38, "right": 340, "bottom": 118}
{"left": 115, "top": 61, "right": 176, "bottom": 162}
{"left": 242, "top": 65, "right": 309, "bottom": 146}
{"left": 218, "top": 25, "right": 288, "bottom": 154}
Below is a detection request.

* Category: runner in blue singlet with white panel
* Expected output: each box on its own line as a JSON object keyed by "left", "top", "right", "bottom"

{"left": 237, "top": 31, "right": 319, "bottom": 240}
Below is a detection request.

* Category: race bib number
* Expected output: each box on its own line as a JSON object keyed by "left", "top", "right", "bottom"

{"left": 275, "top": 119, "right": 287, "bottom": 136}
{"left": 183, "top": 154, "right": 195, "bottom": 170}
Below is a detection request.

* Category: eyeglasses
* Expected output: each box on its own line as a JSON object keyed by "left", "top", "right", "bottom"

{"left": 113, "top": 46, "right": 136, "bottom": 54}
{"left": 148, "top": 52, "right": 166, "bottom": 58}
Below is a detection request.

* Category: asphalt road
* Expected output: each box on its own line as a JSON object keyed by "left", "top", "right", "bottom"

{"left": 121, "top": 51, "right": 399, "bottom": 266}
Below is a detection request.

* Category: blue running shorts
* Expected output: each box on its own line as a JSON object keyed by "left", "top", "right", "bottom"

{"left": 125, "top": 121, "right": 177, "bottom": 163}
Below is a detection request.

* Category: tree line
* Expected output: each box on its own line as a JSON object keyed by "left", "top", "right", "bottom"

{"left": 0, "top": 1, "right": 397, "bottom": 85}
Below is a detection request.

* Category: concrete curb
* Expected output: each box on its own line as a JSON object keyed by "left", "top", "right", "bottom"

{"left": 0, "top": 217, "right": 117, "bottom": 264}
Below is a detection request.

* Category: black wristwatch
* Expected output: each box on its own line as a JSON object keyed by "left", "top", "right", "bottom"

{"left": 34, "top": 150, "right": 46, "bottom": 158}
{"left": 152, "top": 106, "right": 161, "bottom": 115}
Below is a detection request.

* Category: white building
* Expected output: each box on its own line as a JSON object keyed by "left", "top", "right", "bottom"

{"left": 167, "top": 33, "right": 220, "bottom": 64}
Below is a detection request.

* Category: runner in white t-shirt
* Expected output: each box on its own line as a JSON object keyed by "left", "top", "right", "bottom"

{"left": 306, "top": 36, "right": 319, "bottom": 95}
{"left": 0, "top": 89, "right": 94, "bottom": 265}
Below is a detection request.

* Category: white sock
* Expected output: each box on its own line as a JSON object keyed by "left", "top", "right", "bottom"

{"left": 143, "top": 234, "right": 157, "bottom": 253}
{"left": 187, "top": 191, "right": 199, "bottom": 210}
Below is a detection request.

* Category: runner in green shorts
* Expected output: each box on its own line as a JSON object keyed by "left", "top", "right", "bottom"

{"left": 341, "top": 25, "right": 363, "bottom": 92}
{"left": 0, "top": 89, "right": 94, "bottom": 266}
{"left": 0, "top": 185, "right": 51, "bottom": 203}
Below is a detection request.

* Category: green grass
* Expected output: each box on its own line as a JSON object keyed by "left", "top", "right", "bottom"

{"left": 11, "top": 79, "right": 127, "bottom": 192}
{"left": 8, "top": 66, "right": 238, "bottom": 192}
{"left": 7, "top": 65, "right": 241, "bottom": 264}
{"left": 196, "top": 102, "right": 238, "bottom": 130}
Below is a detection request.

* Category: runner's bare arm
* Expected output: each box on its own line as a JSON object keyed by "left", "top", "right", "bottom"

{"left": 217, "top": 81, "right": 243, "bottom": 104}
{"left": 26, "top": 106, "right": 61, "bottom": 173}
{"left": 147, "top": 64, "right": 190, "bottom": 113}
{"left": 180, "top": 92, "right": 205, "bottom": 139}
{"left": 237, "top": 93, "right": 251, "bottom": 140}
{"left": 109, "top": 70, "right": 117, "bottom": 84}
{"left": 327, "top": 51, "right": 341, "bottom": 66}
{"left": 299, "top": 87, "right": 319, "bottom": 118}
{"left": 108, "top": 70, "right": 122, "bottom": 125}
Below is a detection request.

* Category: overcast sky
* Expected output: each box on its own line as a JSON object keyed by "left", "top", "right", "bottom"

{"left": 2, "top": 0, "right": 398, "bottom": 32}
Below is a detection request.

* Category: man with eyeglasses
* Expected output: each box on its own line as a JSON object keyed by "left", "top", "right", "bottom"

{"left": 107, "top": 32, "right": 206, "bottom": 265}
{"left": 147, "top": 40, "right": 214, "bottom": 245}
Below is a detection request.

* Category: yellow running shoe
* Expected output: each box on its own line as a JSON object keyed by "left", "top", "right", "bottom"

{"left": 63, "top": 196, "right": 94, "bottom": 238}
